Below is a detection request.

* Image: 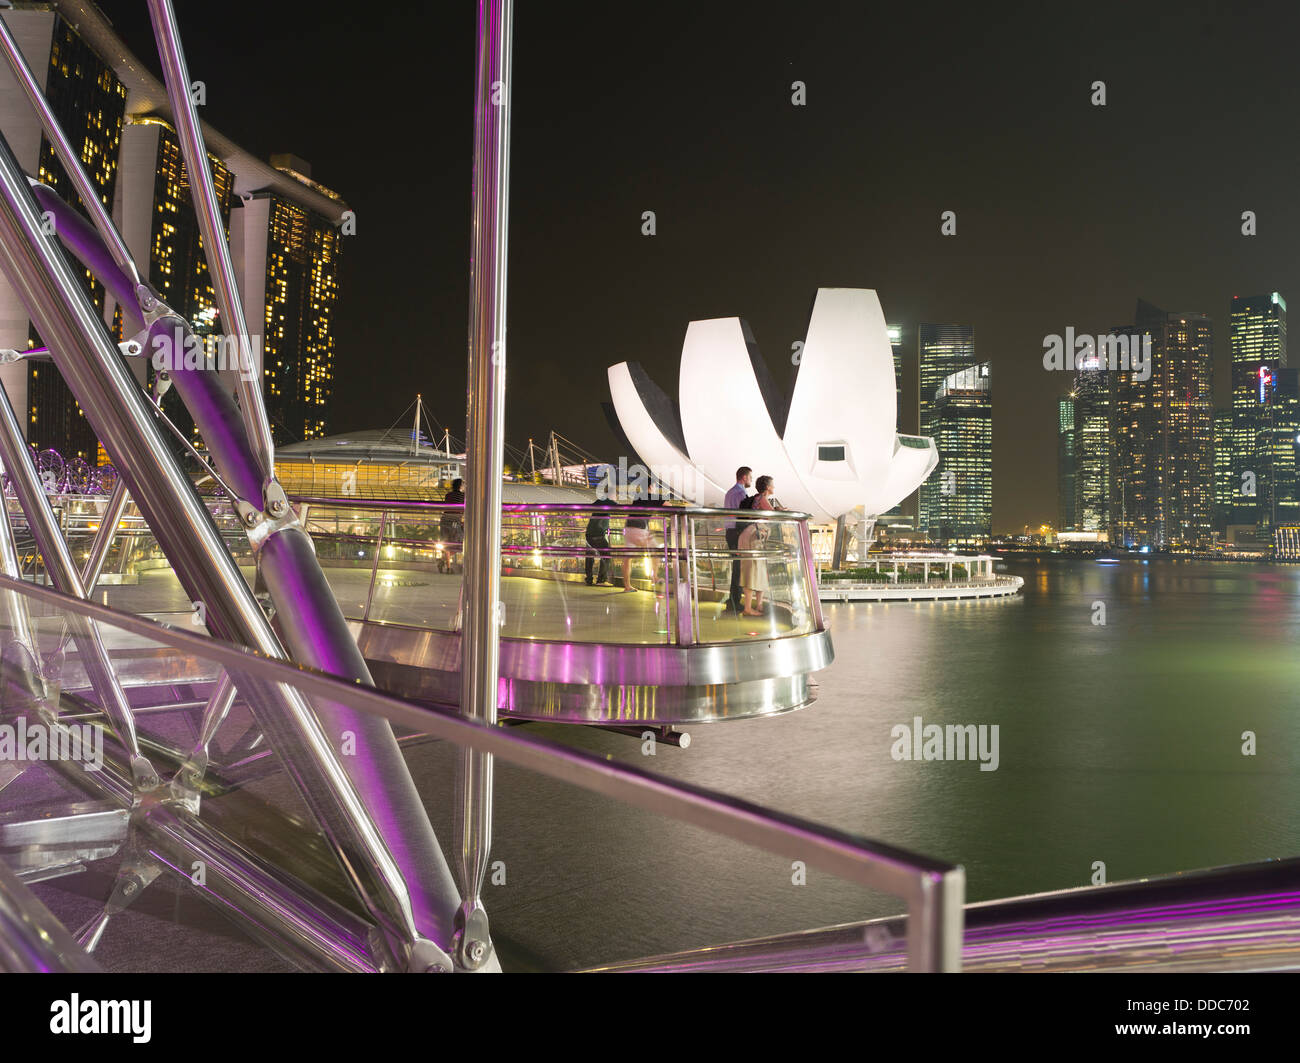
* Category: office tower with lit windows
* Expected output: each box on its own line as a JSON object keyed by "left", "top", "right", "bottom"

{"left": 877, "top": 323, "right": 914, "bottom": 536}
{"left": 1257, "top": 367, "right": 1300, "bottom": 535}
{"left": 924, "top": 362, "right": 992, "bottom": 544}
{"left": 1228, "top": 293, "right": 1287, "bottom": 530}
{"left": 114, "top": 117, "right": 234, "bottom": 446}
{"left": 232, "top": 186, "right": 341, "bottom": 444}
{"left": 888, "top": 324, "right": 904, "bottom": 429}
{"left": 918, "top": 323, "right": 978, "bottom": 537}
{"left": 0, "top": 7, "right": 128, "bottom": 459}
{"left": 1111, "top": 301, "right": 1214, "bottom": 549}
{"left": 0, "top": 8, "right": 350, "bottom": 460}
{"left": 1072, "top": 354, "right": 1111, "bottom": 534}
{"left": 919, "top": 323, "right": 976, "bottom": 434}
{"left": 1214, "top": 408, "right": 1234, "bottom": 534}
{"left": 1057, "top": 397, "right": 1076, "bottom": 532}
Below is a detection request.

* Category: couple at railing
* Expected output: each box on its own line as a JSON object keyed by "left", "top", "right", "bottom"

{"left": 725, "top": 467, "right": 787, "bottom": 617}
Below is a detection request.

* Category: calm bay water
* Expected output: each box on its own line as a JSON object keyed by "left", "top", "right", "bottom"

{"left": 809, "top": 557, "right": 1300, "bottom": 899}
{"left": 464, "top": 557, "right": 1300, "bottom": 967}
{"left": 50, "top": 558, "right": 1300, "bottom": 969}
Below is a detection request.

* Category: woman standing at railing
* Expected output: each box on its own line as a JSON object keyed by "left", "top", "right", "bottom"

{"left": 739, "top": 475, "right": 781, "bottom": 616}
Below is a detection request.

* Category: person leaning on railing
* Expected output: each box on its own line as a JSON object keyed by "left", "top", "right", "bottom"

{"left": 723, "top": 466, "right": 753, "bottom": 613}
{"left": 738, "top": 475, "right": 786, "bottom": 617}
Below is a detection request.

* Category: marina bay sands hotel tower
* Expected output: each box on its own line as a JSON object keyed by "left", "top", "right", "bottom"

{"left": 0, "top": 0, "right": 348, "bottom": 458}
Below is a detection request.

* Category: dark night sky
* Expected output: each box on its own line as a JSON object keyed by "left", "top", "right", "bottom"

{"left": 94, "top": 1, "right": 1300, "bottom": 531}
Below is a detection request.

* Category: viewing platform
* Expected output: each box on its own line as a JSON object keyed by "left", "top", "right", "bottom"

{"left": 14, "top": 495, "right": 834, "bottom": 728}
{"left": 819, "top": 552, "right": 1023, "bottom": 602}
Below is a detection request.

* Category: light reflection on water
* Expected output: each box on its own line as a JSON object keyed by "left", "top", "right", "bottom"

{"left": 812, "top": 558, "right": 1300, "bottom": 902}
{"left": 497, "top": 558, "right": 1300, "bottom": 964}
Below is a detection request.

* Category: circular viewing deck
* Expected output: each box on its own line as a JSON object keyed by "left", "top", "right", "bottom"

{"left": 20, "top": 496, "right": 836, "bottom": 727}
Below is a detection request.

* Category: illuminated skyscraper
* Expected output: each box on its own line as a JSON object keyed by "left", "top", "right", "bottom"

{"left": 0, "top": 8, "right": 127, "bottom": 459}
{"left": 1073, "top": 354, "right": 1111, "bottom": 534}
{"left": 115, "top": 117, "right": 234, "bottom": 446}
{"left": 1057, "top": 397, "right": 1076, "bottom": 532}
{"left": 1228, "top": 293, "right": 1287, "bottom": 529}
{"left": 919, "top": 323, "right": 975, "bottom": 433}
{"left": 878, "top": 323, "right": 913, "bottom": 535}
{"left": 887, "top": 324, "right": 904, "bottom": 429}
{"left": 0, "top": 6, "right": 349, "bottom": 460}
{"left": 918, "top": 323, "right": 978, "bottom": 538}
{"left": 924, "top": 362, "right": 992, "bottom": 544}
{"left": 1258, "top": 367, "right": 1300, "bottom": 534}
{"left": 232, "top": 187, "right": 342, "bottom": 443}
{"left": 1213, "top": 408, "right": 1233, "bottom": 534}
{"left": 1111, "top": 301, "right": 1213, "bottom": 549}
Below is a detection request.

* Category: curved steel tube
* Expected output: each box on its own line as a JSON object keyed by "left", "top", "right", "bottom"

{"left": 0, "top": 132, "right": 456, "bottom": 969}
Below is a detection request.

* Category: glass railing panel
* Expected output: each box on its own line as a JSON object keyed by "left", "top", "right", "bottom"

{"left": 688, "top": 512, "right": 816, "bottom": 644}
{"left": 43, "top": 497, "right": 827, "bottom": 649}
{"left": 497, "top": 509, "right": 673, "bottom": 644}
{"left": 0, "top": 576, "right": 940, "bottom": 973}
{"left": 366, "top": 516, "right": 463, "bottom": 631}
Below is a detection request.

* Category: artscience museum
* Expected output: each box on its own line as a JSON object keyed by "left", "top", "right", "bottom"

{"left": 606, "top": 288, "right": 939, "bottom": 526}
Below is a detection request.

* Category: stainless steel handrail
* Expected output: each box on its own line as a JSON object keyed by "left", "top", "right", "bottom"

{"left": 290, "top": 495, "right": 815, "bottom": 522}
{"left": 0, "top": 571, "right": 963, "bottom": 970}
{"left": 34, "top": 494, "right": 822, "bottom": 649}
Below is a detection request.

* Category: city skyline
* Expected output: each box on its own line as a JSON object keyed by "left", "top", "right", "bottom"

{"left": 24, "top": 2, "right": 1300, "bottom": 532}
{"left": 0, "top": 2, "right": 347, "bottom": 459}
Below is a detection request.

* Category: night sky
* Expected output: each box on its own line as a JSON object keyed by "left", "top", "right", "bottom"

{"left": 94, "top": 1, "right": 1300, "bottom": 531}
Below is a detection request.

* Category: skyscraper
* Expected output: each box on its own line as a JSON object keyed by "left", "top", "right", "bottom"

{"left": 232, "top": 186, "right": 342, "bottom": 443}
{"left": 1228, "top": 293, "right": 1287, "bottom": 530}
{"left": 1057, "top": 397, "right": 1076, "bottom": 532}
{"left": 0, "top": 4, "right": 349, "bottom": 459}
{"left": 918, "top": 323, "right": 978, "bottom": 539}
{"left": 887, "top": 324, "right": 904, "bottom": 429}
{"left": 1111, "top": 301, "right": 1213, "bottom": 549}
{"left": 1073, "top": 354, "right": 1111, "bottom": 534}
{"left": 1213, "top": 408, "right": 1233, "bottom": 534}
{"left": 919, "top": 323, "right": 976, "bottom": 434}
{"left": 0, "top": 8, "right": 128, "bottom": 459}
{"left": 114, "top": 116, "right": 235, "bottom": 447}
{"left": 877, "top": 323, "right": 914, "bottom": 536}
{"left": 925, "top": 362, "right": 992, "bottom": 544}
{"left": 1258, "top": 367, "right": 1300, "bottom": 534}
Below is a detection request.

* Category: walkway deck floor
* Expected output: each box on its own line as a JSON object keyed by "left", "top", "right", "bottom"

{"left": 89, "top": 566, "right": 798, "bottom": 645}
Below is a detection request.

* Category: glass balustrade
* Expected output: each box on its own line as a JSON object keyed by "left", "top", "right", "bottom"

{"left": 5, "top": 495, "right": 826, "bottom": 648}
{"left": 0, "top": 570, "right": 956, "bottom": 973}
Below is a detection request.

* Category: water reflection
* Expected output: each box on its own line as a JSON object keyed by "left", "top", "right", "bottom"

{"left": 801, "top": 559, "right": 1300, "bottom": 903}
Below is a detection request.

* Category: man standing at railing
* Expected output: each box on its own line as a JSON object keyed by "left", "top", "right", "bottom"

{"left": 723, "top": 466, "right": 753, "bottom": 612}
{"left": 439, "top": 477, "right": 465, "bottom": 574}
{"left": 585, "top": 496, "right": 614, "bottom": 585}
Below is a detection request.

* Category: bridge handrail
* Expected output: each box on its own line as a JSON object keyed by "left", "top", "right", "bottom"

{"left": 0, "top": 569, "right": 962, "bottom": 971}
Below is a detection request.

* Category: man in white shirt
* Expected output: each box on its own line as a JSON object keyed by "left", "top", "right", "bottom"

{"left": 723, "top": 466, "right": 753, "bottom": 612}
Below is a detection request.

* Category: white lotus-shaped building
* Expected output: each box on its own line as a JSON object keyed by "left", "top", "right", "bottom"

{"left": 606, "top": 288, "right": 938, "bottom": 523}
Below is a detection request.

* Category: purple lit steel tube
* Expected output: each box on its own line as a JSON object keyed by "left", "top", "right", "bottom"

{"left": 0, "top": 131, "right": 454, "bottom": 969}
{"left": 27, "top": 185, "right": 144, "bottom": 337}
{"left": 152, "top": 315, "right": 462, "bottom": 959}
